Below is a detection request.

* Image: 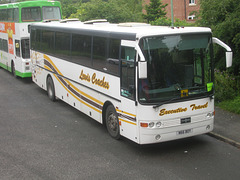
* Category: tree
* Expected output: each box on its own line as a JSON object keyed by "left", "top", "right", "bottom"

{"left": 70, "top": 0, "right": 143, "bottom": 23}
{"left": 58, "top": 0, "right": 81, "bottom": 18}
{"left": 199, "top": 0, "right": 240, "bottom": 75}
{"left": 0, "top": 0, "right": 12, "bottom": 4}
{"left": 143, "top": 0, "right": 167, "bottom": 23}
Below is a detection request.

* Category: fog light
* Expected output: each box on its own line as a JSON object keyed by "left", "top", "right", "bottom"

{"left": 206, "top": 125, "right": 211, "bottom": 130}
{"left": 156, "top": 121, "right": 162, "bottom": 128}
{"left": 149, "top": 122, "right": 154, "bottom": 128}
{"left": 207, "top": 112, "right": 214, "bottom": 118}
{"left": 155, "top": 134, "right": 161, "bottom": 140}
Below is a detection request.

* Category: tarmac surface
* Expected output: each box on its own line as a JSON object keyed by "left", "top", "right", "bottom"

{"left": 210, "top": 106, "right": 240, "bottom": 149}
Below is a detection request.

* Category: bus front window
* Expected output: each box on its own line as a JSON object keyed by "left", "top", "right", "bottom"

{"left": 139, "top": 34, "right": 213, "bottom": 103}
{"left": 21, "top": 7, "right": 41, "bottom": 22}
{"left": 42, "top": 7, "right": 61, "bottom": 20}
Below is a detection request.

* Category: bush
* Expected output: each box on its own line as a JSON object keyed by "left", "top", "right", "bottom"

{"left": 150, "top": 18, "right": 195, "bottom": 27}
{"left": 218, "top": 96, "right": 240, "bottom": 114}
{"left": 150, "top": 17, "right": 171, "bottom": 26}
{"left": 214, "top": 69, "right": 239, "bottom": 102}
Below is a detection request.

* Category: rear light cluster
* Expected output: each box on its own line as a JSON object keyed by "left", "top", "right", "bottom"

{"left": 25, "top": 62, "right": 30, "bottom": 71}
{"left": 140, "top": 121, "right": 162, "bottom": 128}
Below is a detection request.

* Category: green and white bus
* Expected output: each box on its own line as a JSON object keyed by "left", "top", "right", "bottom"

{"left": 0, "top": 0, "right": 62, "bottom": 78}
{"left": 30, "top": 21, "right": 232, "bottom": 144}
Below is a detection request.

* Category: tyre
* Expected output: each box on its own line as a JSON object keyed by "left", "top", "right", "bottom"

{"left": 105, "top": 105, "right": 120, "bottom": 139}
{"left": 47, "top": 76, "right": 56, "bottom": 101}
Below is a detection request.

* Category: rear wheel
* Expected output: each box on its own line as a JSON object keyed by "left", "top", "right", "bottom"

{"left": 105, "top": 105, "right": 120, "bottom": 139}
{"left": 47, "top": 76, "right": 56, "bottom": 101}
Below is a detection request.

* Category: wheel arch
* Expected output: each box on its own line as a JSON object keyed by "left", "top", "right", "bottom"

{"left": 11, "top": 60, "right": 17, "bottom": 77}
{"left": 46, "top": 73, "right": 53, "bottom": 87}
{"left": 102, "top": 101, "right": 116, "bottom": 127}
{"left": 11, "top": 59, "right": 14, "bottom": 71}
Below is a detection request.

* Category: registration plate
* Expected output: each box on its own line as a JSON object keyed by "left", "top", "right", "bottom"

{"left": 177, "top": 129, "right": 193, "bottom": 135}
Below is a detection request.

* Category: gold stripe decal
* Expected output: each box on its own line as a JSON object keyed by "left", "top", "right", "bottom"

{"left": 43, "top": 55, "right": 136, "bottom": 122}
{"left": 119, "top": 118, "right": 136, "bottom": 126}
{"left": 44, "top": 56, "right": 102, "bottom": 114}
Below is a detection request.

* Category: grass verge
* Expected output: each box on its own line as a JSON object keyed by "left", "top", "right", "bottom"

{"left": 217, "top": 96, "right": 240, "bottom": 114}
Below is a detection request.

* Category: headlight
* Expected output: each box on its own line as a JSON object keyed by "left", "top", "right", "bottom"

{"left": 156, "top": 121, "right": 162, "bottom": 127}
{"left": 149, "top": 122, "right": 154, "bottom": 128}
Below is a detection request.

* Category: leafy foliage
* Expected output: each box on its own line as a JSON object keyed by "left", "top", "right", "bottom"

{"left": 143, "top": 0, "right": 167, "bottom": 23}
{"left": 214, "top": 69, "right": 239, "bottom": 102}
{"left": 69, "top": 0, "right": 143, "bottom": 23}
{"left": 199, "top": 0, "right": 240, "bottom": 76}
{"left": 59, "top": 0, "right": 81, "bottom": 19}
{"left": 151, "top": 17, "right": 195, "bottom": 27}
{"left": 0, "top": 0, "right": 10, "bottom": 4}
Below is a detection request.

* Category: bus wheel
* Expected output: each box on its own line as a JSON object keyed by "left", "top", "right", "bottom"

{"left": 11, "top": 61, "right": 17, "bottom": 77}
{"left": 47, "top": 76, "right": 56, "bottom": 101}
{"left": 105, "top": 105, "right": 120, "bottom": 139}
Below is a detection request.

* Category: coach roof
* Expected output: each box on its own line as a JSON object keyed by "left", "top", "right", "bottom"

{"left": 30, "top": 21, "right": 212, "bottom": 41}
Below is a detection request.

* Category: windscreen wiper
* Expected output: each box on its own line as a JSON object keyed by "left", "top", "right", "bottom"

{"left": 153, "top": 97, "right": 181, "bottom": 109}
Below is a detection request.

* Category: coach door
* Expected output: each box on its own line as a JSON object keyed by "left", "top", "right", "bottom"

{"left": 119, "top": 43, "right": 138, "bottom": 142}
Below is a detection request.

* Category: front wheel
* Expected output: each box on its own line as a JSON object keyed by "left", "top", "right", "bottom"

{"left": 47, "top": 76, "right": 56, "bottom": 101}
{"left": 105, "top": 105, "right": 120, "bottom": 140}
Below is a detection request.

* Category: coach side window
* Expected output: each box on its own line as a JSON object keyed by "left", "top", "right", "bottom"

{"left": 42, "top": 30, "right": 55, "bottom": 55}
{"left": 106, "top": 39, "right": 120, "bottom": 76}
{"left": 92, "top": 37, "right": 120, "bottom": 76}
{"left": 72, "top": 34, "right": 92, "bottom": 67}
{"left": 30, "top": 28, "right": 36, "bottom": 50}
{"left": 93, "top": 36, "right": 107, "bottom": 71}
{"left": 55, "top": 32, "right": 71, "bottom": 60}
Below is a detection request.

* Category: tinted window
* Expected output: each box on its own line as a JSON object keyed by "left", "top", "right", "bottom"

{"left": 55, "top": 32, "right": 70, "bottom": 60}
{"left": 13, "top": 8, "right": 19, "bottom": 22}
{"left": 15, "top": 40, "right": 20, "bottom": 57}
{"left": 7, "top": 9, "right": 13, "bottom": 21}
{"left": 21, "top": 39, "right": 30, "bottom": 59}
{"left": 42, "top": 30, "right": 55, "bottom": 55}
{"left": 93, "top": 36, "right": 107, "bottom": 71}
{"left": 0, "top": 9, "right": 7, "bottom": 21}
{"left": 106, "top": 39, "right": 120, "bottom": 75}
{"left": 121, "top": 46, "right": 135, "bottom": 99}
{"left": 35, "top": 29, "right": 42, "bottom": 51}
{"left": 72, "top": 34, "right": 92, "bottom": 66}
{"left": 0, "top": 39, "right": 2, "bottom": 50}
{"left": 2, "top": 39, "right": 8, "bottom": 52}
{"left": 30, "top": 28, "right": 36, "bottom": 50}
{"left": 22, "top": 7, "right": 41, "bottom": 22}
{"left": 42, "top": 6, "right": 61, "bottom": 20}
